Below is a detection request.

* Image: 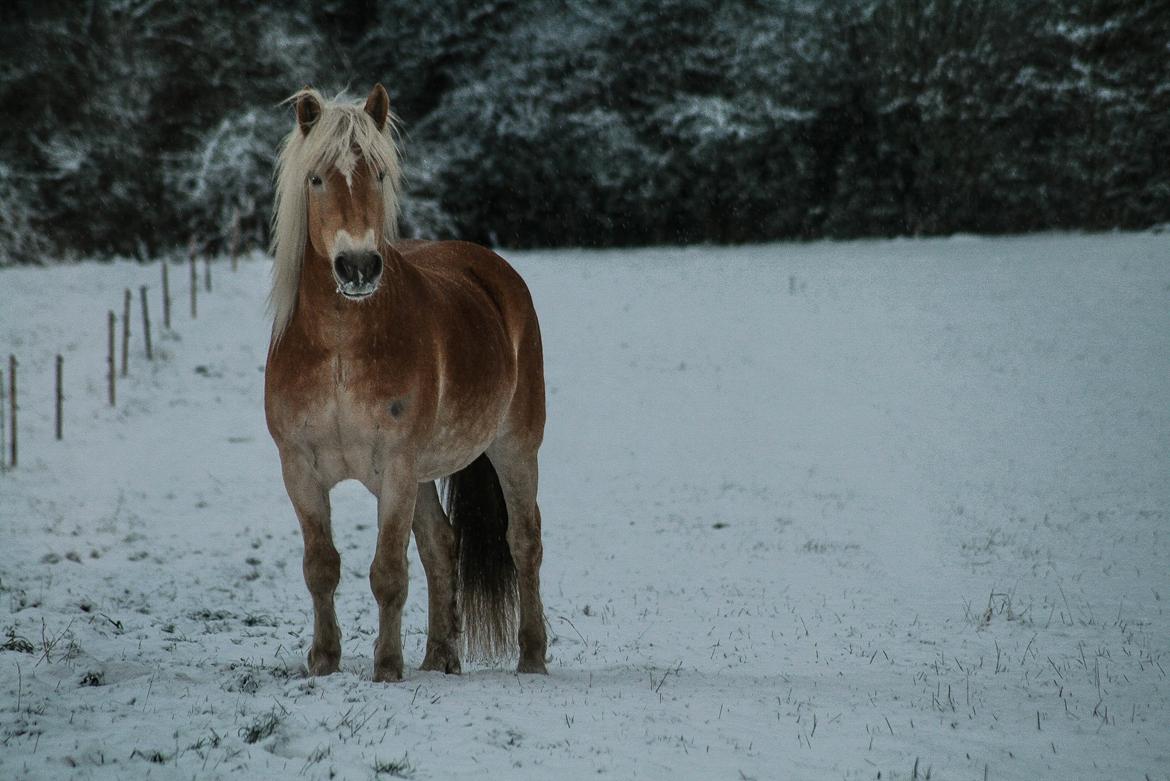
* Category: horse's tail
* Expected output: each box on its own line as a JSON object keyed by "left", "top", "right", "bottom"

{"left": 445, "top": 453, "right": 517, "bottom": 660}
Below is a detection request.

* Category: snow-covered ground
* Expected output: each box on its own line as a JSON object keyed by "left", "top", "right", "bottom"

{"left": 0, "top": 234, "right": 1167, "bottom": 780}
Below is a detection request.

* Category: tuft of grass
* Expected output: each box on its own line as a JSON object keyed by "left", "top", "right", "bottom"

{"left": 1, "top": 626, "right": 35, "bottom": 654}
{"left": 373, "top": 753, "right": 414, "bottom": 777}
{"left": 910, "top": 756, "right": 932, "bottom": 779}
{"left": 977, "top": 589, "right": 1025, "bottom": 628}
{"left": 301, "top": 744, "right": 330, "bottom": 773}
{"left": 130, "top": 748, "right": 170, "bottom": 764}
{"left": 186, "top": 729, "right": 222, "bottom": 752}
{"left": 37, "top": 618, "right": 80, "bottom": 664}
{"left": 238, "top": 709, "right": 282, "bottom": 744}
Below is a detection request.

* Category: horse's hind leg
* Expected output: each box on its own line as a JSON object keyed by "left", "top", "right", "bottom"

{"left": 413, "top": 481, "right": 461, "bottom": 674}
{"left": 280, "top": 454, "right": 341, "bottom": 676}
{"left": 486, "top": 441, "right": 548, "bottom": 674}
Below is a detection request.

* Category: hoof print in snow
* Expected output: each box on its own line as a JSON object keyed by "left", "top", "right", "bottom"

{"left": 488, "top": 728, "right": 524, "bottom": 749}
{"left": 241, "top": 612, "right": 276, "bottom": 627}
{"left": 229, "top": 671, "right": 260, "bottom": 694}
{"left": 188, "top": 608, "right": 234, "bottom": 627}
{"left": 79, "top": 670, "right": 104, "bottom": 687}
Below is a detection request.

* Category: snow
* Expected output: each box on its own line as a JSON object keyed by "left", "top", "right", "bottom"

{"left": 1, "top": 234, "right": 1167, "bottom": 779}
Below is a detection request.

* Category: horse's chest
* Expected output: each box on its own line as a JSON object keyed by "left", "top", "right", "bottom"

{"left": 268, "top": 353, "right": 408, "bottom": 482}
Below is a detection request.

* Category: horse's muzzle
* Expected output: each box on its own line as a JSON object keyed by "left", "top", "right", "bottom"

{"left": 333, "top": 251, "right": 383, "bottom": 300}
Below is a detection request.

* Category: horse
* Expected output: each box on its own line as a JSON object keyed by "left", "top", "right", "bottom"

{"left": 264, "top": 84, "right": 548, "bottom": 682}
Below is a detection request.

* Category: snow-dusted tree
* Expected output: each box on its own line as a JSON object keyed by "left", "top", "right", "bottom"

{"left": 169, "top": 109, "right": 285, "bottom": 252}
{"left": 1035, "top": 0, "right": 1170, "bottom": 228}
{"left": 814, "top": 0, "right": 1048, "bottom": 236}
{"left": 352, "top": 0, "right": 523, "bottom": 123}
{"left": 1, "top": 0, "right": 1167, "bottom": 258}
{"left": 0, "top": 163, "right": 50, "bottom": 266}
{"left": 0, "top": 1, "right": 323, "bottom": 258}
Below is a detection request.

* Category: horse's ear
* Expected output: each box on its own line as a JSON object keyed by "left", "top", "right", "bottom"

{"left": 295, "top": 90, "right": 322, "bottom": 136}
{"left": 364, "top": 83, "right": 390, "bottom": 131}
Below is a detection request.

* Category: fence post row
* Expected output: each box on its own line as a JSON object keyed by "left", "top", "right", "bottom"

{"left": 3, "top": 223, "right": 242, "bottom": 465}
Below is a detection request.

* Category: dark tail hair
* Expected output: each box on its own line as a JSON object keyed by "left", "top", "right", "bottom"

{"left": 445, "top": 453, "right": 517, "bottom": 660}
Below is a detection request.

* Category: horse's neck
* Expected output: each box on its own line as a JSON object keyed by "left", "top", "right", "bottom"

{"left": 292, "top": 247, "right": 406, "bottom": 347}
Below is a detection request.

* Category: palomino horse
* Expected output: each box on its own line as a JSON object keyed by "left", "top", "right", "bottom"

{"left": 264, "top": 84, "right": 548, "bottom": 682}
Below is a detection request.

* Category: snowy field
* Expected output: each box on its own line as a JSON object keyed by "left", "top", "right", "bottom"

{"left": 0, "top": 234, "right": 1167, "bottom": 780}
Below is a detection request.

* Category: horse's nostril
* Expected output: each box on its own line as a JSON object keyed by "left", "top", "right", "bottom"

{"left": 366, "top": 253, "right": 383, "bottom": 280}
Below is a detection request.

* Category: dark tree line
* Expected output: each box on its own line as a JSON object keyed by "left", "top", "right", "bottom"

{"left": 0, "top": 0, "right": 1166, "bottom": 263}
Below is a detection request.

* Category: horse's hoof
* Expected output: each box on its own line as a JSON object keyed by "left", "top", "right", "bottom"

{"left": 420, "top": 645, "right": 462, "bottom": 675}
{"left": 373, "top": 661, "right": 404, "bottom": 683}
{"left": 307, "top": 648, "right": 340, "bottom": 676}
{"left": 517, "top": 657, "right": 548, "bottom": 675}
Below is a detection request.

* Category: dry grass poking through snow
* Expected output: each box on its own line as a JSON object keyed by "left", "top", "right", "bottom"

{"left": 0, "top": 235, "right": 1168, "bottom": 779}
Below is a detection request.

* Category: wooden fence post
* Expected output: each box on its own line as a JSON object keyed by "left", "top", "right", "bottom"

{"left": 189, "top": 238, "right": 198, "bottom": 319}
{"left": 0, "top": 365, "right": 6, "bottom": 470}
{"left": 55, "top": 355, "right": 63, "bottom": 441}
{"left": 107, "top": 311, "right": 116, "bottom": 407}
{"left": 204, "top": 253, "right": 212, "bottom": 293}
{"left": 230, "top": 207, "right": 240, "bottom": 272}
{"left": 162, "top": 260, "right": 171, "bottom": 330}
{"left": 121, "top": 288, "right": 131, "bottom": 377}
{"left": 140, "top": 286, "right": 153, "bottom": 361}
{"left": 8, "top": 355, "right": 16, "bottom": 467}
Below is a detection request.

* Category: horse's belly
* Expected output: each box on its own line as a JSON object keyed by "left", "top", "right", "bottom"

{"left": 413, "top": 403, "right": 507, "bottom": 482}
{"left": 414, "top": 443, "right": 489, "bottom": 483}
{"left": 288, "top": 407, "right": 497, "bottom": 486}
{"left": 268, "top": 348, "right": 515, "bottom": 486}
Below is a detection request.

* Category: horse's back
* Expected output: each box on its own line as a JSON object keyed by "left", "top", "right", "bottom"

{"left": 394, "top": 241, "right": 539, "bottom": 347}
{"left": 394, "top": 240, "right": 546, "bottom": 448}
{"left": 394, "top": 240, "right": 533, "bottom": 303}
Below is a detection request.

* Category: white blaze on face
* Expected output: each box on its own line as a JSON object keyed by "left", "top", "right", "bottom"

{"left": 336, "top": 148, "right": 358, "bottom": 190}
{"left": 330, "top": 228, "right": 377, "bottom": 264}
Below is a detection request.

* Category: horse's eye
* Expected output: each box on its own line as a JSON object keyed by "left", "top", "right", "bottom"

{"left": 377, "top": 170, "right": 385, "bottom": 182}
{"left": 309, "top": 174, "right": 322, "bottom": 187}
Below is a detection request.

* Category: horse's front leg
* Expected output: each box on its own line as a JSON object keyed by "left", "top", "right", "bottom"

{"left": 280, "top": 453, "right": 341, "bottom": 676}
{"left": 370, "top": 466, "right": 417, "bottom": 682}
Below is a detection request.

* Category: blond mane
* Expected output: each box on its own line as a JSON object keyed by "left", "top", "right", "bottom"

{"left": 269, "top": 88, "right": 402, "bottom": 340}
